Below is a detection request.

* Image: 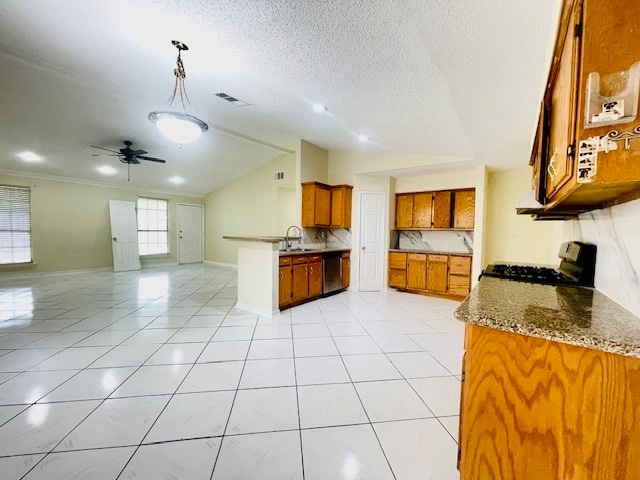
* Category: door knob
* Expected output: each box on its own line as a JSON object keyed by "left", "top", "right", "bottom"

{"left": 112, "top": 237, "right": 116, "bottom": 242}
{"left": 179, "top": 236, "right": 183, "bottom": 239}
{"left": 362, "top": 246, "right": 366, "bottom": 250}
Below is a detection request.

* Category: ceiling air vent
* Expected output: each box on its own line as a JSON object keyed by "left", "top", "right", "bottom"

{"left": 215, "top": 92, "right": 250, "bottom": 106}
{"left": 275, "top": 172, "right": 285, "bottom": 180}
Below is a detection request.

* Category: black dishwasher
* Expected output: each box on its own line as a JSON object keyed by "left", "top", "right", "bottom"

{"left": 323, "top": 252, "right": 343, "bottom": 294}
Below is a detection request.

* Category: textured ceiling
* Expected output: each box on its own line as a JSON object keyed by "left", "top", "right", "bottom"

{"left": 0, "top": 0, "right": 561, "bottom": 195}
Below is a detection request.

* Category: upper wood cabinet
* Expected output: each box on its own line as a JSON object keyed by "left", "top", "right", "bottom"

{"left": 453, "top": 190, "right": 475, "bottom": 229}
{"left": 530, "top": 0, "right": 640, "bottom": 214}
{"left": 302, "top": 182, "right": 353, "bottom": 228}
{"left": 330, "top": 185, "right": 353, "bottom": 228}
{"left": 395, "top": 189, "right": 473, "bottom": 230}
{"left": 395, "top": 193, "right": 414, "bottom": 229}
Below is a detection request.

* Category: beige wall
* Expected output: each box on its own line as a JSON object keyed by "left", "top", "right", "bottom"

{"left": 484, "top": 168, "right": 563, "bottom": 265}
{"left": 300, "top": 140, "right": 329, "bottom": 183}
{"left": 204, "top": 154, "right": 295, "bottom": 265}
{"left": 0, "top": 174, "right": 204, "bottom": 274}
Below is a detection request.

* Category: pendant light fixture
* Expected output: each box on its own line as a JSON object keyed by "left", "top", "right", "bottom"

{"left": 148, "top": 40, "right": 208, "bottom": 144}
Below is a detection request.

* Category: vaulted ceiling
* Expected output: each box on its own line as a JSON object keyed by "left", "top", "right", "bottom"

{"left": 0, "top": 0, "right": 561, "bottom": 196}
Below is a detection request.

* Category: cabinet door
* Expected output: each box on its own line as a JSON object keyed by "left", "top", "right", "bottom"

{"left": 309, "top": 261, "right": 322, "bottom": 297}
{"left": 432, "top": 191, "right": 452, "bottom": 228}
{"left": 389, "top": 252, "right": 407, "bottom": 269}
{"left": 407, "top": 254, "right": 427, "bottom": 290}
{"left": 279, "top": 266, "right": 292, "bottom": 306}
{"left": 315, "top": 187, "right": 331, "bottom": 226}
{"left": 427, "top": 257, "right": 448, "bottom": 293}
{"left": 453, "top": 190, "right": 475, "bottom": 229}
{"left": 292, "top": 264, "right": 309, "bottom": 302}
{"left": 331, "top": 186, "right": 352, "bottom": 228}
{"left": 388, "top": 268, "right": 407, "bottom": 288}
{"left": 341, "top": 258, "right": 350, "bottom": 289}
{"left": 395, "top": 194, "right": 414, "bottom": 229}
{"left": 545, "top": 1, "right": 582, "bottom": 200}
{"left": 412, "top": 193, "right": 433, "bottom": 228}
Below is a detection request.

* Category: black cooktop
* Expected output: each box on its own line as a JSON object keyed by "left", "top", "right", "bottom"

{"left": 481, "top": 264, "right": 578, "bottom": 286}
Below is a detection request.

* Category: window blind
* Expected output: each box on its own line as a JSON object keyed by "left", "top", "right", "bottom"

{"left": 0, "top": 185, "right": 32, "bottom": 264}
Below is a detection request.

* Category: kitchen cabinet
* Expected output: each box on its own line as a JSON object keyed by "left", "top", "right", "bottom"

{"left": 388, "top": 252, "right": 408, "bottom": 288}
{"left": 279, "top": 257, "right": 293, "bottom": 306}
{"left": 453, "top": 190, "right": 475, "bottom": 229}
{"left": 330, "top": 185, "right": 353, "bottom": 228}
{"left": 395, "top": 194, "right": 414, "bottom": 229}
{"left": 302, "top": 182, "right": 331, "bottom": 227}
{"left": 432, "top": 191, "right": 452, "bottom": 228}
{"left": 291, "top": 256, "right": 309, "bottom": 302}
{"left": 341, "top": 251, "right": 350, "bottom": 289}
{"left": 459, "top": 323, "right": 640, "bottom": 479}
{"left": 426, "top": 254, "right": 448, "bottom": 293}
{"left": 412, "top": 193, "right": 433, "bottom": 228}
{"left": 395, "top": 189, "right": 472, "bottom": 230}
{"left": 448, "top": 255, "right": 472, "bottom": 297}
{"left": 407, "top": 253, "right": 427, "bottom": 290}
{"left": 529, "top": 0, "right": 640, "bottom": 214}
{"left": 308, "top": 255, "right": 322, "bottom": 297}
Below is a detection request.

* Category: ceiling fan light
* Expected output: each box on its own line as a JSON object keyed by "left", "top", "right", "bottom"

{"left": 148, "top": 111, "right": 208, "bottom": 145}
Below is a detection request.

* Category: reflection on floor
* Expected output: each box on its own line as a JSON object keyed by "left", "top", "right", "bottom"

{"left": 0, "top": 264, "right": 463, "bottom": 479}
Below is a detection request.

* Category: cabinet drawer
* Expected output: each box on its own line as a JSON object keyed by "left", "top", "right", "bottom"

{"left": 279, "top": 257, "right": 292, "bottom": 266}
{"left": 408, "top": 253, "right": 427, "bottom": 262}
{"left": 449, "top": 274, "right": 470, "bottom": 288}
{"left": 428, "top": 254, "right": 448, "bottom": 263}
{"left": 292, "top": 255, "right": 309, "bottom": 265}
{"left": 389, "top": 268, "right": 407, "bottom": 288}
{"left": 449, "top": 285, "right": 470, "bottom": 297}
{"left": 389, "top": 252, "right": 407, "bottom": 270}
{"left": 309, "top": 255, "right": 322, "bottom": 263}
{"left": 449, "top": 256, "right": 472, "bottom": 275}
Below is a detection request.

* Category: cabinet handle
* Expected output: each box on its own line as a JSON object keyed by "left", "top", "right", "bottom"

{"left": 310, "top": 266, "right": 313, "bottom": 274}
{"left": 547, "top": 148, "right": 558, "bottom": 179}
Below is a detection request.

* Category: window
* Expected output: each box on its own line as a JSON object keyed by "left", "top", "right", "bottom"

{"left": 137, "top": 197, "right": 169, "bottom": 255}
{"left": 0, "top": 185, "right": 32, "bottom": 265}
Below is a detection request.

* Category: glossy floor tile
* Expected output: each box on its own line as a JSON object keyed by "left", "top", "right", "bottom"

{"left": 0, "top": 264, "right": 464, "bottom": 479}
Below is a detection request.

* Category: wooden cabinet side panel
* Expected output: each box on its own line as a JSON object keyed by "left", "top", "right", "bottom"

{"left": 460, "top": 324, "right": 640, "bottom": 480}
{"left": 341, "top": 258, "right": 350, "bottom": 288}
{"left": 433, "top": 191, "right": 453, "bottom": 228}
{"left": 301, "top": 184, "right": 315, "bottom": 227}
{"left": 453, "top": 190, "right": 475, "bottom": 229}
{"left": 395, "top": 194, "right": 414, "bottom": 229}
{"left": 413, "top": 192, "right": 433, "bottom": 228}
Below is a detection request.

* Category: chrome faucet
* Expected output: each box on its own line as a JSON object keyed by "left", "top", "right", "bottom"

{"left": 285, "top": 225, "right": 302, "bottom": 252}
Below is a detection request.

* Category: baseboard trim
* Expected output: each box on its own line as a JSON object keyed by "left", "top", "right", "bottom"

{"left": 204, "top": 260, "right": 238, "bottom": 269}
{"left": 0, "top": 266, "right": 113, "bottom": 281}
{"left": 235, "top": 301, "right": 279, "bottom": 317}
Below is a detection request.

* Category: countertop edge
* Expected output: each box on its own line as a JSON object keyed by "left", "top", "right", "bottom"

{"left": 389, "top": 248, "right": 473, "bottom": 256}
{"left": 223, "top": 236, "right": 283, "bottom": 244}
{"left": 279, "top": 248, "right": 350, "bottom": 257}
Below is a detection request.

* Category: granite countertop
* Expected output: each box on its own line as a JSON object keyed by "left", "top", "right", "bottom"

{"left": 223, "top": 236, "right": 284, "bottom": 243}
{"left": 455, "top": 277, "right": 640, "bottom": 358}
{"left": 279, "top": 248, "right": 350, "bottom": 257}
{"left": 389, "top": 248, "right": 473, "bottom": 257}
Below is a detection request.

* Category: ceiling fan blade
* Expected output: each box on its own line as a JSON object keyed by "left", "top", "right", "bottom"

{"left": 137, "top": 155, "right": 167, "bottom": 163}
{"left": 131, "top": 149, "right": 148, "bottom": 156}
{"left": 90, "top": 145, "right": 120, "bottom": 154}
{"left": 91, "top": 153, "right": 120, "bottom": 157}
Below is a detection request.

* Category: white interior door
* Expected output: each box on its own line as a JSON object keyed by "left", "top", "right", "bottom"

{"left": 178, "top": 204, "right": 204, "bottom": 264}
{"left": 108, "top": 200, "right": 141, "bottom": 272}
{"left": 359, "top": 192, "right": 385, "bottom": 291}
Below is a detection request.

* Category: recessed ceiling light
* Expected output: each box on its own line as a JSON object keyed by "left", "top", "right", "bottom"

{"left": 169, "top": 176, "right": 185, "bottom": 184}
{"left": 17, "top": 151, "right": 43, "bottom": 162}
{"left": 97, "top": 165, "right": 117, "bottom": 175}
{"left": 358, "top": 135, "right": 369, "bottom": 142}
{"left": 312, "top": 103, "right": 327, "bottom": 113}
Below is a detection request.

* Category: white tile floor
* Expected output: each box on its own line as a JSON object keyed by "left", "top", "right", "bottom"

{"left": 0, "top": 264, "right": 463, "bottom": 479}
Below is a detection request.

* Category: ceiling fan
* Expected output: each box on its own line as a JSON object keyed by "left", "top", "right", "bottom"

{"left": 91, "top": 140, "right": 166, "bottom": 181}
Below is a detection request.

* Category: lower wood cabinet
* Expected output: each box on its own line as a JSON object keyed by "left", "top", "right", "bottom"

{"left": 309, "top": 256, "right": 322, "bottom": 297}
{"left": 426, "top": 254, "right": 448, "bottom": 293}
{"left": 407, "top": 253, "right": 427, "bottom": 290}
{"left": 279, "top": 260, "right": 293, "bottom": 307}
{"left": 341, "top": 252, "right": 350, "bottom": 289}
{"left": 459, "top": 323, "right": 640, "bottom": 480}
{"left": 292, "top": 256, "right": 309, "bottom": 303}
{"left": 388, "top": 251, "right": 472, "bottom": 299}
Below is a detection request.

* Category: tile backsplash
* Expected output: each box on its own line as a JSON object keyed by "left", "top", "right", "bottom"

{"left": 564, "top": 198, "right": 640, "bottom": 317}
{"left": 301, "top": 228, "right": 351, "bottom": 249}
{"left": 395, "top": 230, "right": 473, "bottom": 254}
